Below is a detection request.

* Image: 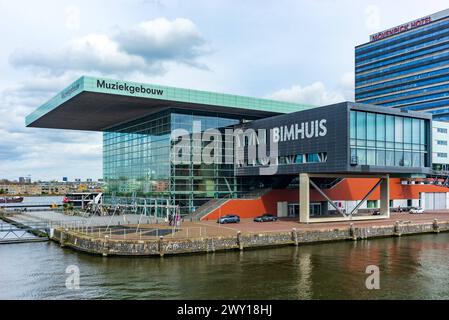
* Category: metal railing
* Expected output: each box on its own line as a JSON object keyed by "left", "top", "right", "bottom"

{"left": 65, "top": 224, "right": 219, "bottom": 241}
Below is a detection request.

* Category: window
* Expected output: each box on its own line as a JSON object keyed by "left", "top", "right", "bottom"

{"left": 356, "top": 111, "right": 366, "bottom": 146}
{"left": 376, "top": 114, "right": 385, "bottom": 147}
{"left": 367, "top": 200, "right": 378, "bottom": 208}
{"left": 437, "top": 140, "right": 448, "bottom": 146}
{"left": 386, "top": 115, "right": 395, "bottom": 143}
{"left": 255, "top": 153, "right": 327, "bottom": 166}
{"left": 437, "top": 153, "right": 448, "bottom": 158}
{"left": 386, "top": 151, "right": 394, "bottom": 166}
{"left": 437, "top": 128, "right": 448, "bottom": 134}
{"left": 306, "top": 153, "right": 319, "bottom": 163}
{"left": 367, "top": 149, "right": 376, "bottom": 165}
{"left": 403, "top": 117, "right": 411, "bottom": 144}
{"left": 367, "top": 113, "right": 376, "bottom": 146}
{"left": 351, "top": 149, "right": 358, "bottom": 165}
{"left": 349, "top": 111, "right": 428, "bottom": 168}
{"left": 376, "top": 150, "right": 385, "bottom": 166}
{"left": 350, "top": 111, "right": 356, "bottom": 140}
{"left": 412, "top": 152, "right": 421, "bottom": 167}
{"left": 404, "top": 152, "right": 411, "bottom": 167}
{"left": 412, "top": 118, "right": 420, "bottom": 147}
{"left": 420, "top": 119, "right": 426, "bottom": 148}
{"left": 395, "top": 151, "right": 404, "bottom": 166}
{"left": 394, "top": 116, "right": 403, "bottom": 144}
{"left": 357, "top": 149, "right": 366, "bottom": 165}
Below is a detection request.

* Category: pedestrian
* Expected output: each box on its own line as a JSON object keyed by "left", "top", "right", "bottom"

{"left": 168, "top": 213, "right": 173, "bottom": 226}
{"left": 176, "top": 214, "right": 181, "bottom": 227}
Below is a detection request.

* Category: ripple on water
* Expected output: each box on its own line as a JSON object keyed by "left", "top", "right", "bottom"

{"left": 0, "top": 233, "right": 448, "bottom": 299}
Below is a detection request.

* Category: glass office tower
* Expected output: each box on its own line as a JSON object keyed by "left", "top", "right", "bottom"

{"left": 355, "top": 9, "right": 449, "bottom": 121}
{"left": 103, "top": 109, "right": 248, "bottom": 214}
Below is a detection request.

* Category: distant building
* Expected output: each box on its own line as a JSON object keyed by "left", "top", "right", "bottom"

{"left": 0, "top": 179, "right": 103, "bottom": 195}
{"left": 0, "top": 183, "right": 42, "bottom": 195}
{"left": 18, "top": 177, "right": 31, "bottom": 184}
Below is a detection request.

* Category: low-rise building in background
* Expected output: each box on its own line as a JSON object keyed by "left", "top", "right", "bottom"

{"left": 0, "top": 178, "right": 103, "bottom": 196}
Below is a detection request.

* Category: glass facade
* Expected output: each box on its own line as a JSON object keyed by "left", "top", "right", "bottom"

{"left": 103, "top": 109, "right": 245, "bottom": 215}
{"left": 350, "top": 111, "right": 429, "bottom": 167}
{"left": 355, "top": 15, "right": 449, "bottom": 121}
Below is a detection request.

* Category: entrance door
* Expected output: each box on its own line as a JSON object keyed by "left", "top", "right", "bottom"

{"left": 310, "top": 203, "right": 321, "bottom": 216}
{"left": 288, "top": 203, "right": 299, "bottom": 217}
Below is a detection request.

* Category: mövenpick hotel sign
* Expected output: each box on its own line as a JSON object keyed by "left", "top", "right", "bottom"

{"left": 369, "top": 8, "right": 449, "bottom": 42}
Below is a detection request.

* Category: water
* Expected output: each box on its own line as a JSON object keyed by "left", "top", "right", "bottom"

{"left": 0, "top": 233, "right": 448, "bottom": 300}
{"left": 1, "top": 195, "right": 64, "bottom": 207}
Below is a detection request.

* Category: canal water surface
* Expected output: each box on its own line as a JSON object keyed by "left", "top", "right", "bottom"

{"left": 0, "top": 232, "right": 448, "bottom": 299}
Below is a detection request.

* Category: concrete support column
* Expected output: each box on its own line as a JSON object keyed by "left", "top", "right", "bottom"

{"left": 380, "top": 175, "right": 390, "bottom": 218}
{"left": 299, "top": 173, "right": 310, "bottom": 223}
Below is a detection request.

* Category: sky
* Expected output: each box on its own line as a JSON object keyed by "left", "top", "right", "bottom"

{"left": 0, "top": 0, "right": 448, "bottom": 181}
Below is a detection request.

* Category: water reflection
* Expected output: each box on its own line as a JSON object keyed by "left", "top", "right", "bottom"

{"left": 0, "top": 233, "right": 448, "bottom": 299}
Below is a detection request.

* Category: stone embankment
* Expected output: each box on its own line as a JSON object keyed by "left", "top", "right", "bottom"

{"left": 51, "top": 219, "right": 449, "bottom": 257}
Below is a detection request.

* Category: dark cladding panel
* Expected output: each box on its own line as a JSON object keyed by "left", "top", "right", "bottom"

{"left": 235, "top": 102, "right": 350, "bottom": 175}
{"left": 235, "top": 102, "right": 432, "bottom": 176}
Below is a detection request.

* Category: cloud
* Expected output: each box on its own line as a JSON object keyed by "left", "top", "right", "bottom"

{"left": 266, "top": 81, "right": 346, "bottom": 106}
{"left": 9, "top": 18, "right": 208, "bottom": 76}
{"left": 116, "top": 18, "right": 209, "bottom": 67}
{"left": 365, "top": 5, "right": 381, "bottom": 31}
{"left": 340, "top": 71, "right": 354, "bottom": 90}
{"left": 10, "top": 34, "right": 163, "bottom": 76}
{"left": 340, "top": 71, "right": 355, "bottom": 101}
{"left": 0, "top": 78, "right": 102, "bottom": 181}
{"left": 266, "top": 72, "right": 355, "bottom": 106}
{"left": 65, "top": 6, "right": 80, "bottom": 31}
{"left": 4, "top": 17, "right": 209, "bottom": 180}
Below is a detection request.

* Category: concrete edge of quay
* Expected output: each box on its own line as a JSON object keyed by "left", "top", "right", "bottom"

{"left": 0, "top": 213, "right": 49, "bottom": 238}
{"left": 51, "top": 220, "right": 449, "bottom": 257}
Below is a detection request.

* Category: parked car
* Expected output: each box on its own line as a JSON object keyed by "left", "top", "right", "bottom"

{"left": 409, "top": 207, "right": 424, "bottom": 214}
{"left": 217, "top": 215, "right": 240, "bottom": 224}
{"left": 254, "top": 214, "right": 279, "bottom": 222}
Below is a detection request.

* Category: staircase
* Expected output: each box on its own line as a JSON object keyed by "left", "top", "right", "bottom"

{"left": 429, "top": 170, "right": 449, "bottom": 187}
{"left": 185, "top": 188, "right": 272, "bottom": 221}
{"left": 185, "top": 198, "right": 231, "bottom": 221}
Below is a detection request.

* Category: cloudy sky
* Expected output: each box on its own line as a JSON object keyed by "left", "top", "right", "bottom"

{"left": 1, "top": 0, "right": 448, "bottom": 181}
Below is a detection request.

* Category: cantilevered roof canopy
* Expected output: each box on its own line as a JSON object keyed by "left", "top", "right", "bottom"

{"left": 26, "top": 76, "right": 314, "bottom": 131}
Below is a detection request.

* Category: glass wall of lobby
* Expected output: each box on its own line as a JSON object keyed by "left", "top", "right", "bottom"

{"left": 350, "top": 110, "right": 429, "bottom": 167}
{"left": 103, "top": 109, "right": 251, "bottom": 215}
